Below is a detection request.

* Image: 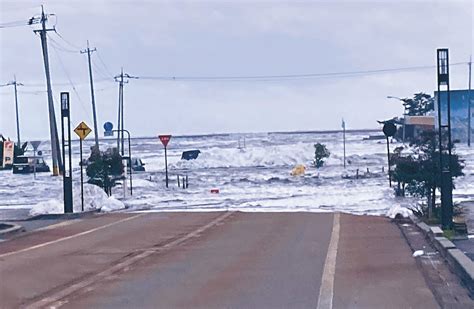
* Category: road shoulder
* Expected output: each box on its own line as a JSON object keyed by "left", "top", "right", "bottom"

{"left": 334, "top": 214, "right": 440, "bottom": 309}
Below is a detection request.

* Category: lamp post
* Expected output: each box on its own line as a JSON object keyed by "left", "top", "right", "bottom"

{"left": 387, "top": 95, "right": 406, "bottom": 143}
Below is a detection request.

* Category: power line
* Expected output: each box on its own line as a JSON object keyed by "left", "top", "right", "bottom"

{"left": 54, "top": 29, "right": 81, "bottom": 50}
{"left": 49, "top": 40, "right": 92, "bottom": 123}
{"left": 0, "top": 20, "right": 29, "bottom": 29}
{"left": 21, "top": 78, "right": 113, "bottom": 88}
{"left": 92, "top": 58, "right": 113, "bottom": 80}
{"left": 136, "top": 62, "right": 469, "bottom": 82}
{"left": 95, "top": 51, "right": 115, "bottom": 78}
{"left": 47, "top": 33, "right": 79, "bottom": 53}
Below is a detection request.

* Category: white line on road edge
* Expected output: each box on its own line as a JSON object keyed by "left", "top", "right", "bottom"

{"left": 317, "top": 212, "right": 340, "bottom": 309}
{"left": 0, "top": 214, "right": 145, "bottom": 259}
{"left": 27, "top": 211, "right": 235, "bottom": 309}
{"left": 34, "top": 219, "right": 82, "bottom": 232}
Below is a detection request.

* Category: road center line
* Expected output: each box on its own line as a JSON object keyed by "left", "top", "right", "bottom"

{"left": 317, "top": 212, "right": 340, "bottom": 309}
{"left": 0, "top": 214, "right": 145, "bottom": 259}
{"left": 28, "top": 211, "right": 235, "bottom": 309}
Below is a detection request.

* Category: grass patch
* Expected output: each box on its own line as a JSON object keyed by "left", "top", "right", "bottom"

{"left": 443, "top": 229, "right": 455, "bottom": 240}
{"left": 423, "top": 217, "right": 440, "bottom": 225}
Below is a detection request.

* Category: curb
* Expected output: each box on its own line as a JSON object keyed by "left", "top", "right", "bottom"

{"left": 26, "top": 209, "right": 101, "bottom": 221}
{"left": 414, "top": 220, "right": 474, "bottom": 297}
{"left": 0, "top": 222, "right": 25, "bottom": 236}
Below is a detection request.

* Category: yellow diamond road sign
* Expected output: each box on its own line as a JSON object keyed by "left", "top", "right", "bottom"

{"left": 74, "top": 121, "right": 92, "bottom": 140}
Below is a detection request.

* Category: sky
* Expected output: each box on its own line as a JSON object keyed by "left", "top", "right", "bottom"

{"left": 0, "top": 0, "right": 473, "bottom": 140}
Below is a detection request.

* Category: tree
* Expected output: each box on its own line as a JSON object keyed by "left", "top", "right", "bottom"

{"left": 313, "top": 143, "right": 330, "bottom": 168}
{"left": 392, "top": 131, "right": 464, "bottom": 218}
{"left": 400, "top": 93, "right": 434, "bottom": 116}
{"left": 86, "top": 147, "right": 124, "bottom": 195}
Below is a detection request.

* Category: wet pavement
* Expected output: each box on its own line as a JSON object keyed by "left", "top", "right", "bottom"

{"left": 1, "top": 212, "right": 445, "bottom": 308}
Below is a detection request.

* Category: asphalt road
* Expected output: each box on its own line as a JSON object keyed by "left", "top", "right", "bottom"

{"left": 0, "top": 212, "right": 439, "bottom": 308}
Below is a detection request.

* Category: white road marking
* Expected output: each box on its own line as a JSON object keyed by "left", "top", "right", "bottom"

{"left": 0, "top": 214, "right": 145, "bottom": 259}
{"left": 317, "top": 212, "right": 340, "bottom": 309}
{"left": 35, "top": 219, "right": 82, "bottom": 232}
{"left": 27, "top": 211, "right": 235, "bottom": 309}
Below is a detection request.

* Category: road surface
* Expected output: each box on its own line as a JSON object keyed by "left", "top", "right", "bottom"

{"left": 0, "top": 212, "right": 439, "bottom": 308}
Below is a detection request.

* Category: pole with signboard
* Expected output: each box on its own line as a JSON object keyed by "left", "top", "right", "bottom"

{"left": 60, "top": 92, "right": 73, "bottom": 213}
{"left": 74, "top": 121, "right": 92, "bottom": 212}
{"left": 436, "top": 48, "right": 454, "bottom": 229}
{"left": 104, "top": 122, "right": 133, "bottom": 196}
{"left": 2, "top": 141, "right": 14, "bottom": 169}
{"left": 159, "top": 135, "right": 172, "bottom": 188}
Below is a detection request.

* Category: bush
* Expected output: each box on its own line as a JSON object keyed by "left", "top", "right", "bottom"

{"left": 313, "top": 143, "right": 330, "bottom": 168}
{"left": 86, "top": 147, "right": 124, "bottom": 196}
{"left": 391, "top": 131, "right": 464, "bottom": 219}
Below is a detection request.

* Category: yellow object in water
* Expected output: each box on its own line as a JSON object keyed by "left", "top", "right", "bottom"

{"left": 291, "top": 164, "right": 306, "bottom": 176}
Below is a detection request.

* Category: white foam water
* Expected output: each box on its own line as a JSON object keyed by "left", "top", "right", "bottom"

{"left": 0, "top": 130, "right": 472, "bottom": 218}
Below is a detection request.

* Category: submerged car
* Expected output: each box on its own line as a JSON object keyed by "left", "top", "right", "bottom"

{"left": 13, "top": 156, "right": 50, "bottom": 174}
{"left": 128, "top": 158, "right": 146, "bottom": 172}
{"left": 181, "top": 150, "right": 201, "bottom": 160}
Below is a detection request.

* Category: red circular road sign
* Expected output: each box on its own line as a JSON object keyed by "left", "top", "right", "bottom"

{"left": 159, "top": 135, "right": 172, "bottom": 147}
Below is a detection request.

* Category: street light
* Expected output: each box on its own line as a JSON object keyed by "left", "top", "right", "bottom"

{"left": 387, "top": 95, "right": 407, "bottom": 143}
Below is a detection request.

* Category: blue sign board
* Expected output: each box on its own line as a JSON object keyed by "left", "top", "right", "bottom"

{"left": 104, "top": 122, "right": 113, "bottom": 132}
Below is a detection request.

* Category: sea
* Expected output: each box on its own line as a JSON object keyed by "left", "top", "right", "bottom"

{"left": 1, "top": 130, "right": 472, "bottom": 220}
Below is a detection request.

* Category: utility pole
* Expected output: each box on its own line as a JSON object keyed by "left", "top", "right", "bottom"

{"left": 6, "top": 76, "right": 23, "bottom": 147}
{"left": 342, "top": 118, "right": 346, "bottom": 169}
{"left": 30, "top": 6, "right": 63, "bottom": 175}
{"left": 468, "top": 56, "right": 472, "bottom": 147}
{"left": 80, "top": 40, "right": 99, "bottom": 150}
{"left": 114, "top": 69, "right": 137, "bottom": 155}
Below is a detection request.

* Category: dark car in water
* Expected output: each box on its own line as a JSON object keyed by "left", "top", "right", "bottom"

{"left": 12, "top": 156, "right": 50, "bottom": 174}
{"left": 129, "top": 158, "right": 145, "bottom": 172}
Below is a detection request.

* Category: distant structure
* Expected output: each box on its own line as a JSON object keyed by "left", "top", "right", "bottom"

{"left": 376, "top": 116, "right": 435, "bottom": 143}
{"left": 404, "top": 116, "right": 435, "bottom": 140}
{"left": 434, "top": 89, "right": 473, "bottom": 143}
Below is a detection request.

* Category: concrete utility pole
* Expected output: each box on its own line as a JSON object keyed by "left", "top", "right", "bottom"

{"left": 81, "top": 40, "right": 99, "bottom": 150}
{"left": 6, "top": 76, "right": 23, "bottom": 147}
{"left": 468, "top": 56, "right": 472, "bottom": 147}
{"left": 30, "top": 6, "right": 63, "bottom": 175}
{"left": 114, "top": 69, "right": 137, "bottom": 155}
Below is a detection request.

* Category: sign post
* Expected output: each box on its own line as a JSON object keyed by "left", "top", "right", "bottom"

{"left": 436, "top": 48, "right": 454, "bottom": 229}
{"left": 2, "top": 141, "right": 14, "bottom": 168}
{"left": 382, "top": 122, "right": 397, "bottom": 187}
{"left": 104, "top": 122, "right": 114, "bottom": 137}
{"left": 74, "top": 121, "right": 92, "bottom": 212}
{"left": 159, "top": 135, "right": 172, "bottom": 188}
{"left": 60, "top": 92, "right": 73, "bottom": 213}
{"left": 30, "top": 141, "right": 41, "bottom": 180}
{"left": 105, "top": 122, "right": 133, "bottom": 196}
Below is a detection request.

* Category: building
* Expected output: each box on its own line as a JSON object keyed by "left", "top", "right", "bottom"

{"left": 434, "top": 89, "right": 473, "bottom": 143}
{"left": 404, "top": 116, "right": 435, "bottom": 140}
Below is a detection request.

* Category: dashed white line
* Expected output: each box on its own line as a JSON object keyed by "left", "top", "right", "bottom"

{"left": 27, "top": 211, "right": 235, "bottom": 308}
{"left": 317, "top": 212, "right": 340, "bottom": 309}
{"left": 0, "top": 214, "right": 145, "bottom": 259}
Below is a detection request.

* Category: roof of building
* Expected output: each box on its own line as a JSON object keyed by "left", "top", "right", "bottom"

{"left": 405, "top": 116, "right": 435, "bottom": 126}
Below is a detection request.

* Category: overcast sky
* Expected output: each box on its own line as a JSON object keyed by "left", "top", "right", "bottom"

{"left": 1, "top": 0, "right": 473, "bottom": 139}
